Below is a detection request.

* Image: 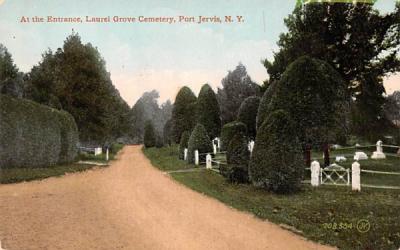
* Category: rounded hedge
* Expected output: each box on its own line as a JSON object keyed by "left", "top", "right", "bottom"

{"left": 237, "top": 96, "right": 260, "bottom": 139}
{"left": 196, "top": 84, "right": 221, "bottom": 139}
{"left": 179, "top": 131, "right": 190, "bottom": 160}
{"left": 143, "top": 120, "right": 156, "bottom": 148}
{"left": 0, "top": 94, "right": 78, "bottom": 168}
{"left": 220, "top": 121, "right": 247, "bottom": 151}
{"left": 249, "top": 110, "right": 304, "bottom": 194}
{"left": 265, "top": 56, "right": 346, "bottom": 148}
{"left": 187, "top": 123, "right": 213, "bottom": 164}
{"left": 222, "top": 133, "right": 250, "bottom": 183}
{"left": 172, "top": 86, "right": 197, "bottom": 143}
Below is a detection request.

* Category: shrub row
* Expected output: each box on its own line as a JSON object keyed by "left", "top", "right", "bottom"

{"left": 0, "top": 94, "right": 79, "bottom": 168}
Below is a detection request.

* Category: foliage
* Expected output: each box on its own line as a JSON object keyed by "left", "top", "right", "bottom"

{"left": 0, "top": 94, "right": 78, "bottom": 168}
{"left": 217, "top": 63, "right": 260, "bottom": 125}
{"left": 0, "top": 44, "right": 25, "bottom": 98}
{"left": 196, "top": 84, "right": 221, "bottom": 139}
{"left": 172, "top": 86, "right": 197, "bottom": 143}
{"left": 237, "top": 96, "right": 260, "bottom": 139}
{"left": 256, "top": 80, "right": 278, "bottom": 130}
{"left": 187, "top": 124, "right": 213, "bottom": 164}
{"left": 129, "top": 90, "right": 172, "bottom": 143}
{"left": 179, "top": 131, "right": 190, "bottom": 160}
{"left": 155, "top": 134, "right": 164, "bottom": 148}
{"left": 249, "top": 110, "right": 304, "bottom": 194}
{"left": 265, "top": 56, "right": 347, "bottom": 148}
{"left": 143, "top": 120, "right": 156, "bottom": 148}
{"left": 222, "top": 134, "right": 250, "bottom": 183}
{"left": 26, "top": 33, "right": 131, "bottom": 144}
{"left": 264, "top": 3, "right": 400, "bottom": 139}
{"left": 163, "top": 118, "right": 174, "bottom": 146}
{"left": 220, "top": 121, "right": 247, "bottom": 151}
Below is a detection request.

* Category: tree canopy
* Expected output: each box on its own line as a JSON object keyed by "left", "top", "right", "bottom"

{"left": 196, "top": 84, "right": 221, "bottom": 139}
{"left": 172, "top": 86, "right": 197, "bottom": 143}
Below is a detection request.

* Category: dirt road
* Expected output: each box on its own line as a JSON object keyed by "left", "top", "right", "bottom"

{"left": 0, "top": 146, "right": 333, "bottom": 250}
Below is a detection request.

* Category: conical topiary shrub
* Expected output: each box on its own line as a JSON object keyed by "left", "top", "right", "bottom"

{"left": 249, "top": 110, "right": 304, "bottom": 194}
{"left": 196, "top": 84, "right": 221, "bottom": 139}
{"left": 221, "top": 133, "right": 250, "bottom": 183}
{"left": 187, "top": 123, "right": 213, "bottom": 164}
{"left": 220, "top": 121, "right": 247, "bottom": 151}
{"left": 143, "top": 120, "right": 156, "bottom": 148}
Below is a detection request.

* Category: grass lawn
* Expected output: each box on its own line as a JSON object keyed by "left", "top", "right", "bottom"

{"left": 143, "top": 145, "right": 400, "bottom": 250}
{"left": 0, "top": 163, "right": 103, "bottom": 184}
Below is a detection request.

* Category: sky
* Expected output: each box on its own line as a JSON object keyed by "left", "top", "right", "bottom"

{"left": 0, "top": 0, "right": 399, "bottom": 106}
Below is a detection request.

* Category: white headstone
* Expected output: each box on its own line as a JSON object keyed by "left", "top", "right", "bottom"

{"left": 195, "top": 150, "right": 199, "bottom": 166}
{"left": 354, "top": 151, "right": 368, "bottom": 161}
{"left": 352, "top": 161, "right": 361, "bottom": 191}
{"left": 371, "top": 140, "right": 386, "bottom": 159}
{"left": 213, "top": 144, "right": 217, "bottom": 154}
{"left": 335, "top": 156, "right": 346, "bottom": 162}
{"left": 216, "top": 138, "right": 221, "bottom": 151}
{"left": 184, "top": 148, "right": 188, "bottom": 161}
{"left": 248, "top": 140, "right": 255, "bottom": 153}
{"left": 206, "top": 154, "right": 212, "bottom": 169}
{"left": 310, "top": 161, "right": 320, "bottom": 187}
{"left": 94, "top": 147, "right": 102, "bottom": 156}
{"left": 106, "top": 148, "right": 109, "bottom": 161}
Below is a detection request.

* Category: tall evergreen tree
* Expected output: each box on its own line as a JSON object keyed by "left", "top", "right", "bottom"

{"left": 196, "top": 84, "right": 221, "bottom": 139}
{"left": 172, "top": 86, "right": 197, "bottom": 143}
{"left": 264, "top": 2, "right": 400, "bottom": 138}
{"left": 217, "top": 63, "right": 260, "bottom": 125}
{"left": 0, "top": 44, "right": 24, "bottom": 98}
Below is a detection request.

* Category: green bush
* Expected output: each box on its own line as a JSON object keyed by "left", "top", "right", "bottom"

{"left": 196, "top": 84, "right": 221, "bottom": 139}
{"left": 237, "top": 96, "right": 260, "bottom": 139}
{"left": 172, "top": 86, "right": 197, "bottom": 143}
{"left": 163, "top": 118, "right": 173, "bottom": 146}
{"left": 249, "top": 110, "right": 304, "bottom": 194}
{"left": 256, "top": 81, "right": 278, "bottom": 129}
{"left": 220, "top": 121, "right": 247, "bottom": 151}
{"left": 0, "top": 94, "right": 79, "bottom": 168}
{"left": 223, "top": 134, "right": 250, "bottom": 183}
{"left": 187, "top": 124, "right": 213, "bottom": 164}
{"left": 155, "top": 134, "right": 164, "bottom": 148}
{"left": 143, "top": 120, "right": 156, "bottom": 148}
{"left": 179, "top": 131, "right": 190, "bottom": 160}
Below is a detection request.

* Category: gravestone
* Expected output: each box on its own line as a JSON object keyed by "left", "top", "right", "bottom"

{"left": 310, "top": 161, "right": 320, "bottom": 187}
{"left": 371, "top": 140, "right": 386, "bottom": 159}
{"left": 352, "top": 161, "right": 361, "bottom": 191}
{"left": 354, "top": 151, "right": 368, "bottom": 161}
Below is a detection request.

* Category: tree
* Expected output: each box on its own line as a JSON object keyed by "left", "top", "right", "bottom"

{"left": 385, "top": 91, "right": 400, "bottom": 122}
{"left": 187, "top": 124, "right": 213, "bottom": 164}
{"left": 264, "top": 56, "right": 346, "bottom": 149}
{"left": 196, "top": 84, "right": 221, "bottom": 139}
{"left": 237, "top": 96, "right": 260, "bottom": 139}
{"left": 0, "top": 44, "right": 24, "bottom": 98}
{"left": 172, "top": 86, "right": 197, "bottom": 143}
{"left": 27, "top": 33, "right": 131, "bottom": 144}
{"left": 163, "top": 119, "right": 174, "bottom": 146}
{"left": 143, "top": 120, "right": 156, "bottom": 148}
{"left": 217, "top": 63, "right": 260, "bottom": 125}
{"left": 220, "top": 121, "right": 247, "bottom": 151}
{"left": 179, "top": 131, "right": 190, "bottom": 160}
{"left": 249, "top": 110, "right": 304, "bottom": 194}
{"left": 221, "top": 134, "right": 250, "bottom": 183}
{"left": 264, "top": 3, "right": 400, "bottom": 139}
{"left": 256, "top": 80, "right": 278, "bottom": 129}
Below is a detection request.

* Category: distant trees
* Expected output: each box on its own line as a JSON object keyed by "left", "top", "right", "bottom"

{"left": 217, "top": 63, "right": 260, "bottom": 125}
{"left": 0, "top": 44, "right": 25, "bottom": 98}
{"left": 130, "top": 90, "right": 172, "bottom": 143}
{"left": 237, "top": 96, "right": 260, "bottom": 139}
{"left": 172, "top": 86, "right": 197, "bottom": 143}
{"left": 385, "top": 91, "right": 400, "bottom": 122}
{"left": 143, "top": 120, "right": 156, "bottom": 148}
{"left": 196, "top": 84, "right": 221, "bottom": 139}
{"left": 26, "top": 33, "right": 131, "bottom": 144}
{"left": 264, "top": 3, "right": 400, "bottom": 140}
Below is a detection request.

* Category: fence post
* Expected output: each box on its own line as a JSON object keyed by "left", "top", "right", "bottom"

{"left": 352, "top": 161, "right": 361, "bottom": 191}
{"left": 206, "top": 154, "right": 212, "bottom": 169}
{"left": 106, "top": 148, "right": 109, "bottom": 161}
{"left": 216, "top": 138, "right": 221, "bottom": 151}
{"left": 311, "top": 160, "right": 320, "bottom": 187}
{"left": 195, "top": 150, "right": 199, "bottom": 166}
{"left": 184, "top": 148, "right": 188, "bottom": 161}
{"left": 213, "top": 144, "right": 217, "bottom": 154}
